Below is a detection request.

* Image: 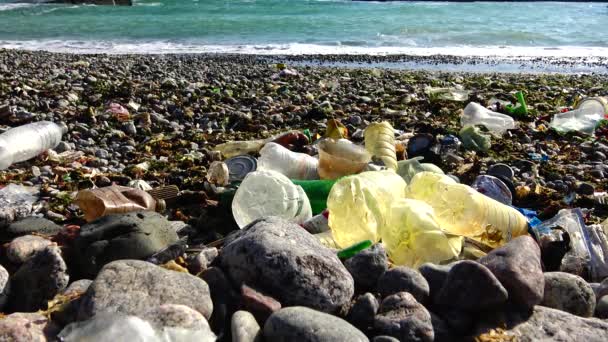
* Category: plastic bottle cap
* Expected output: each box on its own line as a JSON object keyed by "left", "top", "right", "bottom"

{"left": 225, "top": 155, "right": 257, "bottom": 182}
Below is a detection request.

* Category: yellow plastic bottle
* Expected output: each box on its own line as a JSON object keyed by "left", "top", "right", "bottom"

{"left": 383, "top": 198, "right": 463, "bottom": 268}
{"left": 327, "top": 170, "right": 406, "bottom": 248}
{"left": 364, "top": 122, "right": 398, "bottom": 171}
{"left": 405, "top": 172, "right": 528, "bottom": 248}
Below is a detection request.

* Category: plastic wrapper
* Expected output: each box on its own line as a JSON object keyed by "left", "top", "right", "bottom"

{"left": 383, "top": 198, "right": 462, "bottom": 268}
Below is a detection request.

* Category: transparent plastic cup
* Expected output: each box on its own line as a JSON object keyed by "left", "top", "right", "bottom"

{"left": 318, "top": 139, "right": 371, "bottom": 180}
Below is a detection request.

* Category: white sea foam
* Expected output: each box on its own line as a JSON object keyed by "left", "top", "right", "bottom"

{"left": 2, "top": 40, "right": 608, "bottom": 60}
{"left": 0, "top": 3, "right": 36, "bottom": 11}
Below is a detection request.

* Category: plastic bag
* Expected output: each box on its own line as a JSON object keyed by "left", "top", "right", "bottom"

{"left": 383, "top": 198, "right": 462, "bottom": 268}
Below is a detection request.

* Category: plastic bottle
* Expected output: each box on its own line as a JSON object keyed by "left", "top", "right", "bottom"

{"left": 0, "top": 121, "right": 66, "bottom": 170}
{"left": 231, "top": 169, "right": 312, "bottom": 228}
{"left": 364, "top": 122, "right": 397, "bottom": 171}
{"left": 318, "top": 138, "right": 371, "bottom": 180}
{"left": 550, "top": 97, "right": 608, "bottom": 135}
{"left": 75, "top": 185, "right": 166, "bottom": 222}
{"left": 327, "top": 170, "right": 407, "bottom": 248}
{"left": 405, "top": 172, "right": 528, "bottom": 248}
{"left": 291, "top": 179, "right": 336, "bottom": 214}
{"left": 382, "top": 198, "right": 463, "bottom": 268}
{"left": 461, "top": 102, "right": 515, "bottom": 135}
{"left": 257, "top": 142, "right": 319, "bottom": 180}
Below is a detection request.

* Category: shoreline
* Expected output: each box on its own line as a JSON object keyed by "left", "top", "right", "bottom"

{"left": 2, "top": 48, "right": 607, "bottom": 74}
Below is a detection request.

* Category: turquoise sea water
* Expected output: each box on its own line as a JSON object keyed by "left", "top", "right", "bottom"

{"left": 0, "top": 0, "right": 607, "bottom": 56}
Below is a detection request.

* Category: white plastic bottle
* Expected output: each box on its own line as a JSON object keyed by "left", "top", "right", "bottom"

{"left": 257, "top": 142, "right": 319, "bottom": 180}
{"left": 0, "top": 121, "right": 66, "bottom": 170}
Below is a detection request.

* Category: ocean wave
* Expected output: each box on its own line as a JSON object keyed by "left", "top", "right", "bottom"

{"left": 0, "top": 3, "right": 37, "bottom": 11}
{"left": 2, "top": 39, "right": 608, "bottom": 60}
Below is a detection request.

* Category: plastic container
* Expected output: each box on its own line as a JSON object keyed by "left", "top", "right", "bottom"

{"left": 461, "top": 102, "right": 516, "bottom": 135}
{"left": 0, "top": 121, "right": 66, "bottom": 170}
{"left": 383, "top": 198, "right": 462, "bottom": 267}
{"left": 291, "top": 179, "right": 336, "bottom": 214}
{"left": 550, "top": 97, "right": 608, "bottom": 135}
{"left": 258, "top": 142, "right": 319, "bottom": 180}
{"left": 231, "top": 169, "right": 312, "bottom": 228}
{"left": 327, "top": 170, "right": 407, "bottom": 248}
{"left": 405, "top": 172, "right": 528, "bottom": 248}
{"left": 318, "top": 138, "right": 371, "bottom": 180}
{"left": 364, "top": 122, "right": 397, "bottom": 171}
{"left": 75, "top": 185, "right": 165, "bottom": 222}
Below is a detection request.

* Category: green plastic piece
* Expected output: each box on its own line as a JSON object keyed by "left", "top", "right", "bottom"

{"left": 337, "top": 240, "right": 373, "bottom": 259}
{"left": 291, "top": 179, "right": 337, "bottom": 214}
{"left": 505, "top": 91, "right": 528, "bottom": 117}
{"left": 303, "top": 129, "right": 312, "bottom": 143}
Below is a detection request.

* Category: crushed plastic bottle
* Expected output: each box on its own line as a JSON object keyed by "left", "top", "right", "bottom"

{"left": 550, "top": 97, "right": 608, "bottom": 135}
{"left": 232, "top": 169, "right": 312, "bottom": 228}
{"left": 383, "top": 198, "right": 462, "bottom": 267}
{"left": 0, "top": 121, "right": 66, "bottom": 170}
{"left": 364, "top": 121, "right": 397, "bottom": 171}
{"left": 406, "top": 172, "right": 528, "bottom": 248}
{"left": 318, "top": 138, "right": 371, "bottom": 180}
{"left": 75, "top": 185, "right": 167, "bottom": 222}
{"left": 0, "top": 184, "right": 39, "bottom": 227}
{"left": 327, "top": 170, "right": 406, "bottom": 248}
{"left": 214, "top": 140, "right": 266, "bottom": 159}
{"left": 461, "top": 102, "right": 516, "bottom": 135}
{"left": 258, "top": 142, "right": 319, "bottom": 180}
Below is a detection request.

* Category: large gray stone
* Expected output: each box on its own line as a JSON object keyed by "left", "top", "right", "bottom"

{"left": 219, "top": 217, "right": 354, "bottom": 312}
{"left": 9, "top": 245, "right": 69, "bottom": 312}
{"left": 0, "top": 264, "right": 9, "bottom": 309}
{"left": 264, "top": 306, "right": 368, "bottom": 342}
{"left": 232, "top": 310, "right": 262, "bottom": 342}
{"left": 436, "top": 260, "right": 508, "bottom": 311}
{"left": 479, "top": 235, "right": 544, "bottom": 309}
{"left": 374, "top": 292, "right": 434, "bottom": 342}
{"left": 509, "top": 306, "right": 608, "bottom": 342}
{"left": 344, "top": 243, "right": 388, "bottom": 292}
{"left": 62, "top": 279, "right": 93, "bottom": 296}
{"left": 77, "top": 260, "right": 212, "bottom": 320}
{"left": 73, "top": 211, "right": 179, "bottom": 277}
{"left": 0, "top": 312, "right": 59, "bottom": 342}
{"left": 542, "top": 272, "right": 595, "bottom": 317}
{"left": 595, "top": 295, "right": 608, "bottom": 319}
{"left": 418, "top": 263, "right": 452, "bottom": 304}
{"left": 4, "top": 216, "right": 63, "bottom": 239}
{"left": 377, "top": 266, "right": 430, "bottom": 304}
{"left": 6, "top": 235, "right": 53, "bottom": 264}
{"left": 141, "top": 304, "right": 212, "bottom": 332}
{"left": 347, "top": 292, "right": 379, "bottom": 332}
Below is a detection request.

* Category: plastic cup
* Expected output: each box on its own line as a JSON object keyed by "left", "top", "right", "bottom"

{"left": 317, "top": 139, "right": 371, "bottom": 180}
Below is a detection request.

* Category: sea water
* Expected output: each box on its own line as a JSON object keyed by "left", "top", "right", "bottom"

{"left": 0, "top": 0, "right": 607, "bottom": 57}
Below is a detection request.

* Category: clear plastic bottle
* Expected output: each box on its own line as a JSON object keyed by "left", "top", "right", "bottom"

{"left": 257, "top": 142, "right": 319, "bottom": 180}
{"left": 231, "top": 169, "right": 312, "bottom": 228}
{"left": 0, "top": 121, "right": 66, "bottom": 170}
{"left": 364, "top": 122, "right": 397, "bottom": 171}
{"left": 327, "top": 170, "right": 406, "bottom": 248}
{"left": 461, "top": 102, "right": 515, "bottom": 135}
{"left": 405, "top": 172, "right": 528, "bottom": 248}
{"left": 75, "top": 185, "right": 166, "bottom": 222}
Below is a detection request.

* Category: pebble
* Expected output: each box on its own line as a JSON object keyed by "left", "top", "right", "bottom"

{"left": 0, "top": 312, "right": 59, "bottom": 342}
{"left": 219, "top": 217, "right": 354, "bottom": 313}
{"left": 436, "top": 260, "right": 508, "bottom": 311}
{"left": 4, "top": 216, "right": 63, "bottom": 238}
{"left": 374, "top": 292, "right": 434, "bottom": 342}
{"left": 418, "top": 263, "right": 452, "bottom": 304}
{"left": 377, "top": 266, "right": 430, "bottom": 304}
{"left": 577, "top": 182, "right": 595, "bottom": 196}
{"left": 479, "top": 235, "right": 544, "bottom": 309}
{"left": 264, "top": 306, "right": 368, "bottom": 342}
{"left": 73, "top": 211, "right": 179, "bottom": 277}
{"left": 77, "top": 259, "right": 213, "bottom": 321}
{"left": 542, "top": 272, "right": 596, "bottom": 317}
{"left": 240, "top": 284, "right": 282, "bottom": 323}
{"left": 344, "top": 243, "right": 388, "bottom": 292}
{"left": 0, "top": 265, "right": 9, "bottom": 310}
{"left": 142, "top": 304, "right": 213, "bottom": 332}
{"left": 9, "top": 245, "right": 69, "bottom": 312}
{"left": 232, "top": 310, "right": 262, "bottom": 342}
{"left": 347, "top": 292, "right": 379, "bottom": 331}
{"left": 6, "top": 234, "right": 53, "bottom": 264}
{"left": 62, "top": 279, "right": 93, "bottom": 296}
{"left": 595, "top": 295, "right": 608, "bottom": 319}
